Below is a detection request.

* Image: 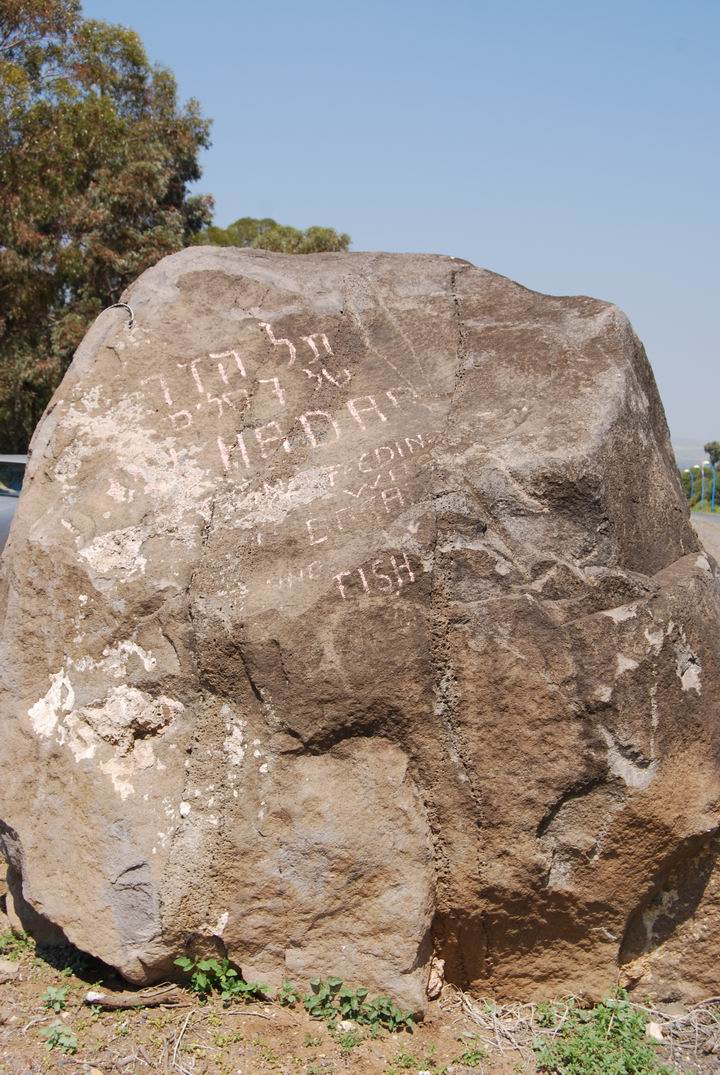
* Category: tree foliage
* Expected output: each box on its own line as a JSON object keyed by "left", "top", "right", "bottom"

{"left": 197, "top": 216, "right": 351, "bottom": 255}
{"left": 704, "top": 441, "right": 720, "bottom": 466}
{"left": 0, "top": 0, "right": 213, "bottom": 451}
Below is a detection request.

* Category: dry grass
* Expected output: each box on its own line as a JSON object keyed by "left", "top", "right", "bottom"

{"left": 441, "top": 986, "right": 578, "bottom": 1057}
{"left": 440, "top": 984, "right": 720, "bottom": 1070}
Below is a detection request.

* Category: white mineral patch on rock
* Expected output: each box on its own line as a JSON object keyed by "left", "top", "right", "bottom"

{"left": 599, "top": 727, "right": 656, "bottom": 789}
{"left": 645, "top": 627, "right": 664, "bottom": 655}
{"left": 108, "top": 641, "right": 157, "bottom": 671}
{"left": 28, "top": 670, "right": 75, "bottom": 737}
{"left": 79, "top": 526, "right": 148, "bottom": 579}
{"left": 680, "top": 660, "right": 702, "bottom": 693}
{"left": 107, "top": 479, "right": 134, "bottom": 502}
{"left": 77, "top": 686, "right": 182, "bottom": 754}
{"left": 51, "top": 396, "right": 214, "bottom": 560}
{"left": 672, "top": 627, "right": 702, "bottom": 694}
{"left": 29, "top": 662, "right": 181, "bottom": 778}
{"left": 99, "top": 757, "right": 135, "bottom": 799}
{"left": 60, "top": 712, "right": 99, "bottom": 762}
{"left": 615, "top": 654, "right": 640, "bottom": 677}
{"left": 603, "top": 604, "right": 637, "bottom": 623}
{"left": 223, "top": 724, "right": 246, "bottom": 765}
{"left": 71, "top": 639, "right": 156, "bottom": 677}
{"left": 225, "top": 465, "right": 338, "bottom": 530}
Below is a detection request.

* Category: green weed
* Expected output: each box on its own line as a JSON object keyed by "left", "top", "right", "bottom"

{"left": 174, "top": 954, "right": 266, "bottom": 1003}
{"left": 282, "top": 977, "right": 414, "bottom": 1033}
{"left": 42, "top": 985, "right": 68, "bottom": 1013}
{"left": 387, "top": 1046, "right": 444, "bottom": 1072}
{"left": 533, "top": 990, "right": 674, "bottom": 1075}
{"left": 213, "top": 1029, "right": 244, "bottom": 1047}
{"left": 391, "top": 1051, "right": 419, "bottom": 1069}
{"left": 456, "top": 1045, "right": 488, "bottom": 1065}
{"left": 254, "top": 1040, "right": 280, "bottom": 1064}
{"left": 279, "top": 978, "right": 301, "bottom": 1006}
{"left": 39, "top": 1021, "right": 77, "bottom": 1053}
{"left": 0, "top": 929, "right": 34, "bottom": 959}
{"left": 335, "top": 1028, "right": 364, "bottom": 1052}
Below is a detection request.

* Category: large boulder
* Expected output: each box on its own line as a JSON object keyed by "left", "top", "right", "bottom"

{"left": 1, "top": 249, "right": 718, "bottom": 1011}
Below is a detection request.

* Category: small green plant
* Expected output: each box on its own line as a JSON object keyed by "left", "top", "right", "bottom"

{"left": 303, "top": 977, "right": 343, "bottom": 1023}
{"left": 335, "top": 1028, "right": 364, "bottom": 1052}
{"left": 362, "top": 994, "right": 415, "bottom": 1032}
{"left": 0, "top": 929, "right": 34, "bottom": 959}
{"left": 391, "top": 1051, "right": 419, "bottom": 1069}
{"left": 279, "top": 979, "right": 301, "bottom": 1006}
{"left": 148, "top": 1012, "right": 171, "bottom": 1029}
{"left": 213, "top": 1029, "right": 244, "bottom": 1047}
{"left": 385, "top": 1058, "right": 444, "bottom": 1075}
{"left": 456, "top": 1045, "right": 488, "bottom": 1065}
{"left": 388, "top": 1048, "right": 444, "bottom": 1072}
{"left": 337, "top": 984, "right": 369, "bottom": 1020}
{"left": 174, "top": 954, "right": 266, "bottom": 1002}
{"left": 533, "top": 990, "right": 674, "bottom": 1075}
{"left": 289, "top": 977, "right": 413, "bottom": 1032}
{"left": 258, "top": 1043, "right": 280, "bottom": 1065}
{"left": 42, "top": 985, "right": 68, "bottom": 1013}
{"left": 39, "top": 1021, "right": 78, "bottom": 1053}
{"left": 535, "top": 1001, "right": 558, "bottom": 1028}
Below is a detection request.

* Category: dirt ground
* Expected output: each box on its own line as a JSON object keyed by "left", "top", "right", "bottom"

{"left": 0, "top": 929, "right": 521, "bottom": 1075}
{"left": 2, "top": 906, "right": 716, "bottom": 1075}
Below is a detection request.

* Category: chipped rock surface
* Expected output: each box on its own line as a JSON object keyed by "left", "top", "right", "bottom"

{"left": 1, "top": 249, "right": 719, "bottom": 1009}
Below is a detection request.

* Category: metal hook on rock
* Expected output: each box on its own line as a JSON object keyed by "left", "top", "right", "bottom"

{"left": 108, "top": 302, "right": 135, "bottom": 329}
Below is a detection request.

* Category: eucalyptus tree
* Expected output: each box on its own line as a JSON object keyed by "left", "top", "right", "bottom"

{"left": 0, "top": 0, "right": 213, "bottom": 450}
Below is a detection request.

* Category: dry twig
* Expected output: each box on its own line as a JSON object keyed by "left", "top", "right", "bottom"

{"left": 222, "top": 1009, "right": 272, "bottom": 1019}
{"left": 84, "top": 985, "right": 188, "bottom": 1010}
{"left": 171, "top": 1010, "right": 194, "bottom": 1072}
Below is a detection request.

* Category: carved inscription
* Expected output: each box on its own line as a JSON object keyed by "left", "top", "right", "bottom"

{"left": 263, "top": 551, "right": 425, "bottom": 606}
{"left": 334, "top": 552, "right": 419, "bottom": 599}
{"left": 142, "top": 348, "right": 251, "bottom": 432}
{"left": 217, "top": 387, "right": 423, "bottom": 476}
{"left": 140, "top": 319, "right": 437, "bottom": 608}
{"left": 303, "top": 431, "right": 438, "bottom": 547}
{"left": 260, "top": 322, "right": 352, "bottom": 391}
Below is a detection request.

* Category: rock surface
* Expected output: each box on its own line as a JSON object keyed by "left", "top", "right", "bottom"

{"left": 0, "top": 958, "right": 19, "bottom": 984}
{"left": 1, "top": 249, "right": 719, "bottom": 1009}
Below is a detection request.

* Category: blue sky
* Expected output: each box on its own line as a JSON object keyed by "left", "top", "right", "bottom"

{"left": 83, "top": 0, "right": 719, "bottom": 444}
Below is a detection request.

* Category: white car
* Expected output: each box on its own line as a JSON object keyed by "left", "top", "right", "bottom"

{"left": 0, "top": 455, "right": 27, "bottom": 552}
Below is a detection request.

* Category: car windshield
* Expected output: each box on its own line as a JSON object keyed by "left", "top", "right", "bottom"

{"left": 0, "top": 462, "right": 25, "bottom": 498}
